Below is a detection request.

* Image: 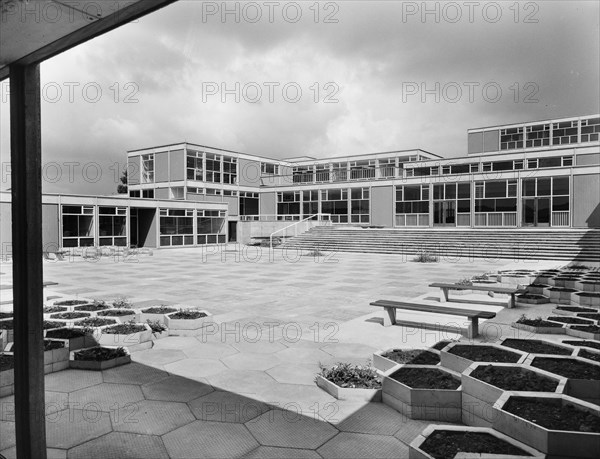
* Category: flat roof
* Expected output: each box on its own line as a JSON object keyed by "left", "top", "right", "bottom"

{"left": 468, "top": 113, "right": 600, "bottom": 133}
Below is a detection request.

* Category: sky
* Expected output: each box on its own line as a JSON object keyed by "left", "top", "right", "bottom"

{"left": 1, "top": 0, "right": 599, "bottom": 195}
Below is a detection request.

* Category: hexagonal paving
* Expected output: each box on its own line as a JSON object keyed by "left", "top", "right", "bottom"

{"left": 102, "top": 362, "right": 169, "bottom": 385}
{"left": 182, "top": 341, "right": 238, "bottom": 359}
{"left": 266, "top": 362, "right": 321, "bottom": 385}
{"left": 205, "top": 369, "right": 278, "bottom": 395}
{"left": 46, "top": 409, "right": 112, "bottom": 449}
{"left": 164, "top": 358, "right": 228, "bottom": 379}
{"left": 221, "top": 352, "right": 282, "bottom": 371}
{"left": 188, "top": 390, "right": 270, "bottom": 423}
{"left": 317, "top": 432, "right": 409, "bottom": 459}
{"left": 44, "top": 369, "right": 102, "bottom": 393}
{"left": 132, "top": 348, "right": 187, "bottom": 367}
{"left": 68, "top": 432, "right": 169, "bottom": 459}
{"left": 69, "top": 383, "right": 145, "bottom": 411}
{"left": 142, "top": 374, "right": 214, "bottom": 402}
{"left": 111, "top": 399, "right": 195, "bottom": 435}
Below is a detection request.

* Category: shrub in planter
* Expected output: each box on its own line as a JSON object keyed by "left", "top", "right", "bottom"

{"left": 137, "top": 305, "right": 177, "bottom": 324}
{"left": 461, "top": 362, "right": 566, "bottom": 427}
{"left": 511, "top": 315, "right": 565, "bottom": 335}
{"left": 112, "top": 298, "right": 132, "bottom": 309}
{"left": 382, "top": 365, "right": 462, "bottom": 422}
{"left": 526, "top": 283, "right": 550, "bottom": 295}
{"left": 73, "top": 302, "right": 110, "bottom": 312}
{"left": 562, "top": 339, "right": 600, "bottom": 351}
{"left": 373, "top": 349, "right": 440, "bottom": 372}
{"left": 413, "top": 251, "right": 438, "bottom": 263}
{"left": 43, "top": 320, "right": 66, "bottom": 330}
{"left": 146, "top": 320, "right": 169, "bottom": 339}
{"left": 49, "top": 312, "right": 91, "bottom": 321}
{"left": 440, "top": 343, "right": 526, "bottom": 373}
{"left": 70, "top": 346, "right": 130, "bottom": 370}
{"left": 53, "top": 299, "right": 89, "bottom": 306}
{"left": 45, "top": 327, "right": 96, "bottom": 351}
{"left": 499, "top": 338, "right": 574, "bottom": 356}
{"left": 567, "top": 324, "right": 600, "bottom": 341}
{"left": 316, "top": 362, "right": 381, "bottom": 401}
{"left": 409, "top": 425, "right": 543, "bottom": 459}
{"left": 515, "top": 293, "right": 549, "bottom": 305}
{"left": 492, "top": 393, "right": 600, "bottom": 458}
{"left": 0, "top": 353, "right": 15, "bottom": 397}
{"left": 527, "top": 355, "right": 600, "bottom": 405}
{"left": 78, "top": 317, "right": 117, "bottom": 328}
{"left": 165, "top": 309, "right": 212, "bottom": 335}
{"left": 97, "top": 322, "right": 152, "bottom": 347}
{"left": 43, "top": 306, "right": 68, "bottom": 314}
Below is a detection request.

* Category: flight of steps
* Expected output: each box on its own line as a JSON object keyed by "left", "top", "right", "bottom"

{"left": 281, "top": 226, "right": 600, "bottom": 262}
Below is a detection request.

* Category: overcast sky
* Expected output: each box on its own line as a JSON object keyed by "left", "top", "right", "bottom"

{"left": 1, "top": 0, "right": 598, "bottom": 195}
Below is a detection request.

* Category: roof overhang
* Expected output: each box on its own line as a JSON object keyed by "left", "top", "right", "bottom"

{"left": 0, "top": 0, "right": 178, "bottom": 80}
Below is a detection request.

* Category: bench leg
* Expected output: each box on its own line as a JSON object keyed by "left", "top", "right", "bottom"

{"left": 439, "top": 288, "right": 449, "bottom": 303}
{"left": 468, "top": 318, "right": 479, "bottom": 339}
{"left": 382, "top": 307, "right": 396, "bottom": 327}
{"left": 507, "top": 294, "right": 515, "bottom": 309}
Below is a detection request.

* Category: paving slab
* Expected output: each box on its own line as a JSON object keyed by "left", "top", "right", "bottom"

{"left": 317, "top": 432, "right": 410, "bottom": 459}
{"left": 142, "top": 374, "right": 214, "bottom": 402}
{"left": 111, "top": 399, "right": 195, "bottom": 435}
{"left": 67, "top": 432, "right": 169, "bottom": 459}
{"left": 188, "top": 390, "right": 270, "bottom": 423}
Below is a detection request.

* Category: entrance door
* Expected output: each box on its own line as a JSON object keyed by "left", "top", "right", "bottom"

{"left": 228, "top": 221, "right": 237, "bottom": 242}
{"left": 522, "top": 198, "right": 550, "bottom": 227}
{"left": 129, "top": 211, "right": 139, "bottom": 247}
{"left": 433, "top": 200, "right": 456, "bottom": 226}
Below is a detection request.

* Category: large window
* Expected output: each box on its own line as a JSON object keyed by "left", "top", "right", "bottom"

{"left": 526, "top": 123, "right": 550, "bottom": 148}
{"left": 223, "top": 156, "right": 237, "bottom": 184}
{"left": 581, "top": 117, "right": 600, "bottom": 143}
{"left": 500, "top": 127, "right": 523, "bottom": 150}
{"left": 206, "top": 153, "right": 221, "bottom": 183}
{"left": 552, "top": 120, "right": 578, "bottom": 145}
{"left": 321, "top": 188, "right": 348, "bottom": 223}
{"left": 62, "top": 205, "right": 94, "bottom": 247}
{"left": 395, "top": 185, "right": 429, "bottom": 226}
{"left": 98, "top": 207, "right": 127, "bottom": 247}
{"left": 197, "top": 210, "right": 226, "bottom": 245}
{"left": 349, "top": 160, "right": 375, "bottom": 180}
{"left": 239, "top": 192, "right": 259, "bottom": 216}
{"left": 159, "top": 209, "right": 194, "bottom": 247}
{"left": 303, "top": 190, "right": 319, "bottom": 218}
{"left": 142, "top": 154, "right": 154, "bottom": 183}
{"left": 350, "top": 187, "right": 370, "bottom": 223}
{"left": 277, "top": 191, "right": 301, "bottom": 219}
{"left": 293, "top": 166, "right": 313, "bottom": 183}
{"left": 474, "top": 180, "right": 517, "bottom": 226}
{"left": 187, "top": 150, "right": 203, "bottom": 181}
{"left": 261, "top": 163, "right": 280, "bottom": 175}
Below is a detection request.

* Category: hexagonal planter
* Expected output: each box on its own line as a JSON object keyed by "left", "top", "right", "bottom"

{"left": 544, "top": 287, "right": 578, "bottom": 305}
{"left": 97, "top": 323, "right": 152, "bottom": 349}
{"left": 575, "top": 280, "right": 600, "bottom": 293}
{"left": 0, "top": 329, "right": 8, "bottom": 351}
{"left": 51, "top": 299, "right": 92, "bottom": 307}
{"left": 373, "top": 349, "right": 440, "bottom": 372}
{"left": 0, "top": 320, "right": 14, "bottom": 344}
{"left": 498, "top": 338, "right": 575, "bottom": 356}
{"left": 525, "top": 283, "right": 550, "bottom": 295}
{"left": 566, "top": 324, "right": 600, "bottom": 341}
{"left": 382, "top": 365, "right": 462, "bottom": 422}
{"left": 72, "top": 303, "right": 111, "bottom": 315}
{"left": 70, "top": 346, "right": 131, "bottom": 371}
{"left": 576, "top": 347, "right": 600, "bottom": 364}
{"left": 551, "top": 277, "right": 582, "bottom": 289}
{"left": 409, "top": 424, "right": 544, "bottom": 459}
{"left": 440, "top": 343, "right": 527, "bottom": 374}
{"left": 44, "top": 327, "right": 97, "bottom": 351}
{"left": 534, "top": 275, "right": 556, "bottom": 285}
{"left": 137, "top": 306, "right": 178, "bottom": 324}
{"left": 547, "top": 316, "right": 595, "bottom": 327}
{"left": 42, "top": 339, "right": 69, "bottom": 373}
{"left": 526, "top": 355, "right": 600, "bottom": 405}
{"left": 165, "top": 310, "right": 213, "bottom": 336}
{"left": 572, "top": 292, "right": 600, "bottom": 307}
{"left": 511, "top": 318, "right": 566, "bottom": 335}
{"left": 578, "top": 312, "right": 600, "bottom": 322}
{"left": 515, "top": 293, "right": 549, "bottom": 305}
{"left": 553, "top": 306, "right": 597, "bottom": 316}
{"left": 315, "top": 374, "right": 382, "bottom": 402}
{"left": 47, "top": 311, "right": 91, "bottom": 326}
{"left": 0, "top": 353, "right": 14, "bottom": 397}
{"left": 96, "top": 309, "right": 137, "bottom": 323}
{"left": 562, "top": 339, "right": 600, "bottom": 351}
{"left": 492, "top": 393, "right": 600, "bottom": 458}
{"left": 461, "top": 362, "right": 566, "bottom": 427}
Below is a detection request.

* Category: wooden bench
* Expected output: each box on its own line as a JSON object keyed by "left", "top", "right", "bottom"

{"left": 429, "top": 283, "right": 526, "bottom": 309}
{"left": 43, "top": 250, "right": 68, "bottom": 261}
{"left": 43, "top": 281, "right": 59, "bottom": 302}
{"left": 371, "top": 300, "right": 496, "bottom": 339}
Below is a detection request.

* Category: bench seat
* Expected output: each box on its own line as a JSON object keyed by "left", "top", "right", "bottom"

{"left": 429, "top": 282, "right": 525, "bottom": 308}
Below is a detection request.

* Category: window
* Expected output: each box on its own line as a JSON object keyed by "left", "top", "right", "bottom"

{"left": 475, "top": 181, "right": 516, "bottom": 213}
{"left": 562, "top": 156, "right": 573, "bottom": 167}
{"left": 514, "top": 160, "right": 524, "bottom": 170}
{"left": 206, "top": 188, "right": 222, "bottom": 196}
{"left": 261, "top": 163, "right": 280, "bottom": 175}
{"left": 527, "top": 159, "right": 538, "bottom": 169}
{"left": 293, "top": 166, "right": 313, "bottom": 183}
{"left": 525, "top": 123, "right": 550, "bottom": 148}
{"left": 538, "top": 156, "right": 562, "bottom": 168}
{"left": 492, "top": 161, "right": 513, "bottom": 172}
{"left": 223, "top": 156, "right": 237, "bottom": 184}
{"left": 62, "top": 205, "right": 94, "bottom": 248}
{"left": 450, "top": 164, "right": 470, "bottom": 174}
{"left": 303, "top": 190, "right": 319, "bottom": 217}
{"left": 500, "top": 127, "right": 523, "bottom": 150}
{"left": 482, "top": 162, "right": 492, "bottom": 172}
{"left": 197, "top": 210, "right": 226, "bottom": 245}
{"left": 187, "top": 187, "right": 204, "bottom": 195}
{"left": 552, "top": 120, "right": 578, "bottom": 145}
{"left": 239, "top": 192, "right": 259, "bottom": 216}
{"left": 395, "top": 185, "right": 429, "bottom": 214}
{"left": 98, "top": 207, "right": 127, "bottom": 247}
{"left": 142, "top": 189, "right": 154, "bottom": 199}
{"left": 321, "top": 188, "right": 349, "bottom": 223}
{"left": 187, "top": 150, "right": 203, "bottom": 181}
{"left": 470, "top": 163, "right": 480, "bottom": 173}
{"left": 349, "top": 160, "right": 375, "bottom": 180}
{"left": 142, "top": 154, "right": 154, "bottom": 183}
{"left": 160, "top": 209, "right": 194, "bottom": 247}
{"left": 350, "top": 187, "right": 370, "bottom": 223}
{"left": 205, "top": 153, "right": 221, "bottom": 183}
{"left": 223, "top": 189, "right": 238, "bottom": 197}
{"left": 379, "top": 158, "right": 396, "bottom": 178}
{"left": 129, "top": 190, "right": 140, "bottom": 198}
{"left": 581, "top": 117, "right": 600, "bottom": 143}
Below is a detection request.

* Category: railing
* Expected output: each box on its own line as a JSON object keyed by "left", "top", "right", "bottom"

{"left": 293, "top": 173, "right": 314, "bottom": 183}
{"left": 395, "top": 213, "right": 429, "bottom": 227}
{"left": 331, "top": 170, "right": 348, "bottom": 182}
{"left": 315, "top": 172, "right": 330, "bottom": 183}
{"left": 552, "top": 211, "right": 570, "bottom": 227}
{"left": 474, "top": 212, "right": 517, "bottom": 227}
{"left": 379, "top": 167, "right": 396, "bottom": 178}
{"left": 270, "top": 213, "right": 332, "bottom": 250}
{"left": 349, "top": 169, "right": 376, "bottom": 180}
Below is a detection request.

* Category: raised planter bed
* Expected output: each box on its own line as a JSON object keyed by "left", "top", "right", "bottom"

{"left": 578, "top": 313, "right": 600, "bottom": 322}
{"left": 77, "top": 317, "right": 118, "bottom": 328}
{"left": 551, "top": 277, "right": 582, "bottom": 289}
{"left": 576, "top": 348, "right": 600, "bottom": 363}
{"left": 430, "top": 340, "right": 453, "bottom": 352}
{"left": 43, "top": 306, "right": 69, "bottom": 314}
{"left": 48, "top": 312, "right": 91, "bottom": 324}
{"left": 0, "top": 320, "right": 14, "bottom": 345}
{"left": 566, "top": 324, "right": 600, "bottom": 341}
{"left": 544, "top": 287, "right": 578, "bottom": 305}
{"left": 492, "top": 393, "right": 600, "bottom": 458}
{"left": 97, "top": 323, "right": 152, "bottom": 348}
{"left": 96, "top": 309, "right": 137, "bottom": 323}
{"left": 52, "top": 299, "right": 91, "bottom": 307}
{"left": 409, "top": 424, "right": 544, "bottom": 459}
{"left": 575, "top": 280, "right": 600, "bottom": 293}
{"left": 316, "top": 363, "right": 381, "bottom": 401}
{"left": 0, "top": 353, "right": 15, "bottom": 397}
{"left": 553, "top": 306, "right": 597, "bottom": 316}
{"left": 440, "top": 343, "right": 526, "bottom": 374}
{"left": 165, "top": 309, "right": 213, "bottom": 336}
{"left": 525, "top": 283, "right": 550, "bottom": 295}
{"left": 382, "top": 365, "right": 462, "bottom": 422}
{"left": 572, "top": 292, "right": 600, "bottom": 307}
{"left": 44, "top": 327, "right": 96, "bottom": 351}
{"left": 461, "top": 362, "right": 566, "bottom": 427}
{"left": 547, "top": 316, "right": 595, "bottom": 326}
{"left": 0, "top": 330, "right": 7, "bottom": 351}
{"left": 373, "top": 349, "right": 440, "bottom": 372}
{"left": 527, "top": 355, "right": 600, "bottom": 405}
{"left": 137, "top": 306, "right": 178, "bottom": 324}
{"left": 515, "top": 293, "right": 549, "bottom": 305}
{"left": 9, "top": 340, "right": 70, "bottom": 374}
{"left": 499, "top": 338, "right": 574, "bottom": 356}
{"left": 562, "top": 339, "right": 600, "bottom": 351}
{"left": 511, "top": 316, "right": 566, "bottom": 335}
{"left": 0, "top": 313, "right": 13, "bottom": 319}
{"left": 73, "top": 303, "right": 111, "bottom": 313}
{"left": 43, "top": 320, "right": 67, "bottom": 330}
{"left": 70, "top": 346, "right": 131, "bottom": 371}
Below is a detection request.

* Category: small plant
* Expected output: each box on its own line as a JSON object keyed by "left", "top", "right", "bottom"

{"left": 318, "top": 362, "right": 381, "bottom": 389}
{"left": 74, "top": 346, "right": 127, "bottom": 361}
{"left": 169, "top": 309, "right": 208, "bottom": 320}
{"left": 102, "top": 323, "right": 146, "bottom": 335}
{"left": 97, "top": 309, "right": 136, "bottom": 317}
{"left": 516, "top": 315, "right": 562, "bottom": 327}
{"left": 43, "top": 340, "right": 65, "bottom": 351}
{"left": 142, "top": 305, "right": 177, "bottom": 314}
{"left": 49, "top": 312, "right": 90, "bottom": 320}
{"left": 112, "top": 297, "right": 132, "bottom": 309}
{"left": 78, "top": 317, "right": 117, "bottom": 327}
{"left": 456, "top": 278, "right": 473, "bottom": 286}
{"left": 471, "top": 273, "right": 491, "bottom": 281}
{"left": 304, "top": 248, "right": 325, "bottom": 257}
{"left": 146, "top": 320, "right": 167, "bottom": 335}
{"left": 413, "top": 250, "right": 438, "bottom": 263}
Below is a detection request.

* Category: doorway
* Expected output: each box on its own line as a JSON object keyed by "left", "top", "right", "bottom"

{"left": 522, "top": 198, "right": 550, "bottom": 227}
{"left": 228, "top": 221, "right": 237, "bottom": 242}
{"left": 433, "top": 200, "right": 456, "bottom": 226}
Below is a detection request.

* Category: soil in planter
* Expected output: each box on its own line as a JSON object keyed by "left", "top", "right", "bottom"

{"left": 570, "top": 325, "right": 600, "bottom": 333}
{"left": 78, "top": 317, "right": 117, "bottom": 327}
{"left": 556, "top": 306, "right": 597, "bottom": 313}
{"left": 420, "top": 430, "right": 533, "bottom": 459}
{"left": 0, "top": 320, "right": 13, "bottom": 329}
{"left": 54, "top": 300, "right": 89, "bottom": 306}
{"left": 531, "top": 357, "right": 600, "bottom": 380}
{"left": 516, "top": 318, "right": 564, "bottom": 328}
{"left": 528, "top": 283, "right": 550, "bottom": 288}
{"left": 579, "top": 349, "right": 600, "bottom": 363}
{"left": 74, "top": 304, "right": 110, "bottom": 312}
{"left": 448, "top": 345, "right": 522, "bottom": 363}
{"left": 0, "top": 313, "right": 12, "bottom": 319}
{"left": 578, "top": 313, "right": 600, "bottom": 322}
{"left": 169, "top": 310, "right": 208, "bottom": 320}
{"left": 43, "top": 320, "right": 66, "bottom": 330}
{"left": 563, "top": 340, "right": 600, "bottom": 351}
{"left": 102, "top": 324, "right": 146, "bottom": 335}
{"left": 471, "top": 365, "right": 558, "bottom": 392}
{"left": 320, "top": 363, "right": 381, "bottom": 389}
{"left": 49, "top": 312, "right": 90, "bottom": 320}
{"left": 431, "top": 340, "right": 452, "bottom": 351}
{"left": 142, "top": 306, "right": 177, "bottom": 314}
{"left": 548, "top": 316, "right": 594, "bottom": 325}
{"left": 97, "top": 309, "right": 136, "bottom": 317}
{"left": 548, "top": 287, "right": 578, "bottom": 292}
{"left": 13, "top": 340, "right": 66, "bottom": 352}
{"left": 517, "top": 294, "right": 547, "bottom": 300}
{"left": 74, "top": 346, "right": 127, "bottom": 361}
{"left": 381, "top": 349, "right": 440, "bottom": 365}
{"left": 576, "top": 292, "right": 600, "bottom": 298}
{"left": 0, "top": 354, "right": 14, "bottom": 371}
{"left": 45, "top": 328, "right": 89, "bottom": 339}
{"left": 389, "top": 367, "right": 460, "bottom": 390}
{"left": 504, "top": 397, "right": 600, "bottom": 432}
{"left": 501, "top": 339, "right": 572, "bottom": 356}
{"left": 43, "top": 306, "right": 67, "bottom": 314}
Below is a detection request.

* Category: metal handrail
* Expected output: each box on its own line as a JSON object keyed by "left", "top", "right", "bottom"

{"left": 269, "top": 213, "right": 332, "bottom": 252}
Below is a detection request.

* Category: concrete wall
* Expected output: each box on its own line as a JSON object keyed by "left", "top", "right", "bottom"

{"left": 0, "top": 202, "right": 11, "bottom": 258}
{"left": 155, "top": 152, "right": 169, "bottom": 183}
{"left": 370, "top": 185, "right": 394, "bottom": 227}
{"left": 138, "top": 209, "right": 157, "bottom": 247}
{"left": 155, "top": 188, "right": 169, "bottom": 199}
{"left": 170, "top": 149, "right": 185, "bottom": 181}
{"left": 42, "top": 204, "right": 60, "bottom": 250}
{"left": 223, "top": 196, "right": 238, "bottom": 215}
{"left": 483, "top": 130, "right": 499, "bottom": 152}
{"left": 260, "top": 192, "right": 276, "bottom": 215}
{"left": 236, "top": 220, "right": 325, "bottom": 245}
{"left": 573, "top": 174, "right": 600, "bottom": 228}
{"left": 128, "top": 155, "right": 140, "bottom": 185}
{"left": 468, "top": 133, "right": 483, "bottom": 154}
{"left": 239, "top": 158, "right": 261, "bottom": 186}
